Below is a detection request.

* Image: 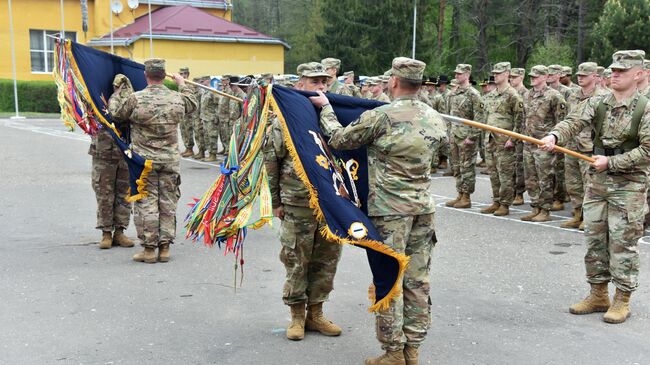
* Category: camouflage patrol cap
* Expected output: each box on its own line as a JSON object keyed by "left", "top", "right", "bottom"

{"left": 343, "top": 71, "right": 354, "bottom": 77}
{"left": 390, "top": 57, "right": 426, "bottom": 81}
{"left": 547, "top": 64, "right": 563, "bottom": 75}
{"left": 644, "top": 60, "right": 650, "bottom": 70}
{"left": 261, "top": 72, "right": 273, "bottom": 79}
{"left": 491, "top": 62, "right": 511, "bottom": 74}
{"left": 321, "top": 58, "right": 341, "bottom": 70}
{"left": 366, "top": 77, "right": 379, "bottom": 86}
{"left": 384, "top": 69, "right": 393, "bottom": 76}
{"left": 381, "top": 75, "right": 390, "bottom": 83}
{"left": 200, "top": 76, "right": 210, "bottom": 82}
{"left": 562, "top": 66, "right": 573, "bottom": 76}
{"left": 222, "top": 74, "right": 232, "bottom": 79}
{"left": 450, "top": 79, "right": 459, "bottom": 87}
{"left": 296, "top": 62, "right": 330, "bottom": 78}
{"left": 596, "top": 66, "right": 605, "bottom": 76}
{"left": 603, "top": 68, "right": 612, "bottom": 78}
{"left": 528, "top": 65, "right": 548, "bottom": 77}
{"left": 454, "top": 64, "right": 472, "bottom": 74}
{"left": 179, "top": 66, "right": 189, "bottom": 73}
{"left": 609, "top": 50, "right": 645, "bottom": 70}
{"left": 576, "top": 62, "right": 598, "bottom": 76}
{"left": 144, "top": 58, "right": 165, "bottom": 73}
{"left": 510, "top": 68, "right": 525, "bottom": 77}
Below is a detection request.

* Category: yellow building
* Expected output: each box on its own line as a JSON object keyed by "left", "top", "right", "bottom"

{"left": 0, "top": 0, "right": 288, "bottom": 81}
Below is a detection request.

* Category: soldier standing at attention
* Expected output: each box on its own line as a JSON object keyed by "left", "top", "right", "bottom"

{"left": 444, "top": 64, "right": 483, "bottom": 209}
{"left": 311, "top": 57, "right": 446, "bottom": 365}
{"left": 369, "top": 77, "right": 391, "bottom": 103}
{"left": 541, "top": 50, "right": 650, "bottom": 324}
{"left": 344, "top": 70, "right": 362, "bottom": 97}
{"left": 321, "top": 58, "right": 353, "bottom": 96}
{"left": 547, "top": 64, "right": 572, "bottom": 210}
{"left": 217, "top": 75, "right": 232, "bottom": 155}
{"left": 519, "top": 65, "right": 567, "bottom": 222}
{"left": 178, "top": 67, "right": 196, "bottom": 158}
{"left": 111, "top": 59, "right": 197, "bottom": 263}
{"left": 228, "top": 76, "right": 248, "bottom": 142}
{"left": 264, "top": 62, "right": 343, "bottom": 342}
{"left": 509, "top": 68, "right": 528, "bottom": 205}
{"left": 92, "top": 74, "right": 134, "bottom": 250}
{"left": 561, "top": 66, "right": 581, "bottom": 92}
{"left": 201, "top": 76, "right": 220, "bottom": 162}
{"left": 480, "top": 62, "right": 524, "bottom": 216}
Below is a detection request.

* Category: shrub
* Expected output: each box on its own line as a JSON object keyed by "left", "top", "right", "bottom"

{"left": 0, "top": 79, "right": 60, "bottom": 113}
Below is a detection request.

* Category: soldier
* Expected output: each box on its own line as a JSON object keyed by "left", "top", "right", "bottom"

{"left": 321, "top": 58, "right": 353, "bottom": 96}
{"left": 260, "top": 72, "right": 274, "bottom": 86}
{"left": 179, "top": 67, "right": 196, "bottom": 157}
{"left": 361, "top": 78, "right": 372, "bottom": 99}
{"left": 369, "top": 78, "right": 391, "bottom": 103}
{"left": 547, "top": 64, "right": 572, "bottom": 210}
{"left": 381, "top": 74, "right": 392, "bottom": 100}
{"left": 91, "top": 74, "right": 134, "bottom": 250}
{"left": 228, "top": 76, "right": 247, "bottom": 144}
{"left": 189, "top": 77, "right": 207, "bottom": 161}
{"left": 601, "top": 68, "right": 612, "bottom": 90}
{"left": 217, "top": 75, "right": 232, "bottom": 156}
{"left": 638, "top": 60, "right": 650, "bottom": 96}
{"left": 311, "top": 56, "right": 445, "bottom": 365}
{"left": 264, "top": 62, "right": 343, "bottom": 342}
{"left": 344, "top": 71, "right": 362, "bottom": 97}
{"left": 561, "top": 66, "right": 581, "bottom": 91}
{"left": 444, "top": 64, "right": 483, "bottom": 209}
{"left": 509, "top": 68, "right": 528, "bottom": 205}
{"left": 541, "top": 50, "right": 649, "bottom": 324}
{"left": 201, "top": 76, "right": 220, "bottom": 162}
{"left": 519, "top": 66, "right": 567, "bottom": 222}
{"left": 480, "top": 62, "right": 524, "bottom": 216}
{"left": 110, "top": 58, "right": 197, "bottom": 263}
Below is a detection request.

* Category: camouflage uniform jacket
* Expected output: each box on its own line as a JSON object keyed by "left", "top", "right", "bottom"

{"left": 200, "top": 89, "right": 219, "bottom": 121}
{"left": 217, "top": 85, "right": 232, "bottom": 122}
{"left": 429, "top": 93, "right": 446, "bottom": 113}
{"left": 229, "top": 89, "right": 247, "bottom": 123}
{"left": 550, "top": 83, "right": 573, "bottom": 100}
{"left": 111, "top": 84, "right": 197, "bottom": 163}
{"left": 550, "top": 91, "right": 650, "bottom": 174}
{"left": 328, "top": 79, "right": 353, "bottom": 96}
{"left": 447, "top": 84, "right": 484, "bottom": 139}
{"left": 483, "top": 85, "right": 524, "bottom": 143}
{"left": 565, "top": 86, "right": 609, "bottom": 152}
{"left": 263, "top": 116, "right": 310, "bottom": 208}
{"left": 372, "top": 92, "right": 391, "bottom": 103}
{"left": 522, "top": 86, "right": 567, "bottom": 139}
{"left": 514, "top": 85, "right": 528, "bottom": 97}
{"left": 319, "top": 95, "right": 447, "bottom": 217}
{"left": 88, "top": 127, "right": 123, "bottom": 160}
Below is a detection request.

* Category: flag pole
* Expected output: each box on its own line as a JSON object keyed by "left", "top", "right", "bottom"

{"left": 7, "top": 0, "right": 24, "bottom": 119}
{"left": 412, "top": 0, "right": 417, "bottom": 59}
{"left": 148, "top": 0, "right": 153, "bottom": 57}
{"left": 166, "top": 74, "right": 243, "bottom": 103}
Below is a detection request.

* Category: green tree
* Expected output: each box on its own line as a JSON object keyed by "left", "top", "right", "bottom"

{"left": 526, "top": 36, "right": 575, "bottom": 70}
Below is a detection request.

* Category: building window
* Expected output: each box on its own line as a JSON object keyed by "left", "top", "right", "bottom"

{"left": 29, "top": 30, "right": 76, "bottom": 73}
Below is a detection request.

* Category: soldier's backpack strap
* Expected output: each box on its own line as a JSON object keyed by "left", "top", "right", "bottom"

{"left": 593, "top": 95, "right": 648, "bottom": 152}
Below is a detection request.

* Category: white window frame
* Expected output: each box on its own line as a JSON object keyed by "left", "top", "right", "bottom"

{"left": 29, "top": 29, "right": 76, "bottom": 74}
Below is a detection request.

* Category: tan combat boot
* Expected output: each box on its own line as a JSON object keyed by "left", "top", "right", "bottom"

{"left": 192, "top": 149, "right": 205, "bottom": 160}
{"left": 403, "top": 346, "right": 418, "bottom": 365}
{"left": 603, "top": 288, "right": 631, "bottom": 324}
{"left": 305, "top": 302, "right": 342, "bottom": 336}
{"left": 445, "top": 194, "right": 461, "bottom": 207}
{"left": 442, "top": 170, "right": 454, "bottom": 177}
{"left": 531, "top": 209, "right": 551, "bottom": 222}
{"left": 203, "top": 153, "right": 217, "bottom": 162}
{"left": 112, "top": 229, "right": 134, "bottom": 247}
{"left": 480, "top": 202, "right": 500, "bottom": 214}
{"left": 181, "top": 149, "right": 194, "bottom": 158}
{"left": 364, "top": 350, "right": 406, "bottom": 365}
{"left": 579, "top": 221, "right": 585, "bottom": 231}
{"left": 158, "top": 243, "right": 170, "bottom": 262}
{"left": 493, "top": 204, "right": 509, "bottom": 216}
{"left": 512, "top": 194, "right": 524, "bottom": 206}
{"left": 560, "top": 208, "right": 582, "bottom": 229}
{"left": 287, "top": 303, "right": 306, "bottom": 341}
{"left": 99, "top": 231, "right": 112, "bottom": 249}
{"left": 430, "top": 168, "right": 437, "bottom": 174}
{"left": 439, "top": 158, "right": 448, "bottom": 170}
{"left": 132, "top": 247, "right": 157, "bottom": 263}
{"left": 520, "top": 207, "right": 541, "bottom": 221}
{"left": 453, "top": 193, "right": 472, "bottom": 209}
{"left": 569, "top": 283, "right": 610, "bottom": 314}
{"left": 550, "top": 200, "right": 564, "bottom": 211}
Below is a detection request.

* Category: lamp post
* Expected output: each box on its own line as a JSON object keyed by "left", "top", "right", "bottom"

{"left": 7, "top": 0, "right": 25, "bottom": 119}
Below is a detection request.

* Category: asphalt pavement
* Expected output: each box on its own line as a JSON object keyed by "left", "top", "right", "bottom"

{"left": 1, "top": 118, "right": 648, "bottom": 365}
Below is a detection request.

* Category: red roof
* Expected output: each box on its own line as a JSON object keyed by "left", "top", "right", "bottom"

{"left": 98, "top": 5, "right": 287, "bottom": 47}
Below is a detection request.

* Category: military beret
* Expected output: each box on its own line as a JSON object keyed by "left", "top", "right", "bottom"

{"left": 390, "top": 57, "right": 426, "bottom": 81}
{"left": 491, "top": 62, "right": 511, "bottom": 74}
{"left": 562, "top": 66, "right": 573, "bottom": 76}
{"left": 576, "top": 62, "right": 598, "bottom": 76}
{"left": 609, "top": 50, "right": 645, "bottom": 70}
{"left": 510, "top": 68, "right": 525, "bottom": 77}
{"left": 144, "top": 58, "right": 165, "bottom": 73}
{"left": 547, "top": 64, "right": 563, "bottom": 75}
{"left": 179, "top": 66, "right": 189, "bottom": 73}
{"left": 297, "top": 62, "right": 330, "bottom": 78}
{"left": 528, "top": 65, "right": 548, "bottom": 77}
{"left": 321, "top": 58, "right": 341, "bottom": 70}
{"left": 454, "top": 64, "right": 472, "bottom": 74}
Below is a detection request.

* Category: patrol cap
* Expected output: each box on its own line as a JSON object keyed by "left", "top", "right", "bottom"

{"left": 491, "top": 62, "right": 511, "bottom": 74}
{"left": 343, "top": 71, "right": 354, "bottom": 77}
{"left": 321, "top": 58, "right": 341, "bottom": 70}
{"left": 450, "top": 79, "right": 459, "bottom": 87}
{"left": 576, "top": 62, "right": 598, "bottom": 76}
{"left": 144, "top": 58, "right": 165, "bottom": 73}
{"left": 222, "top": 74, "right": 232, "bottom": 80}
{"left": 437, "top": 74, "right": 449, "bottom": 84}
{"left": 609, "top": 50, "right": 645, "bottom": 70}
{"left": 547, "top": 64, "right": 563, "bottom": 75}
{"left": 179, "top": 66, "right": 189, "bottom": 73}
{"left": 595, "top": 66, "right": 605, "bottom": 76}
{"left": 603, "top": 68, "right": 612, "bottom": 78}
{"left": 389, "top": 57, "right": 426, "bottom": 81}
{"left": 199, "top": 76, "right": 210, "bottom": 82}
{"left": 562, "top": 66, "right": 573, "bottom": 76}
{"left": 383, "top": 69, "right": 393, "bottom": 77}
{"left": 367, "top": 77, "right": 380, "bottom": 86}
{"left": 296, "top": 62, "right": 330, "bottom": 78}
{"left": 261, "top": 72, "right": 273, "bottom": 80}
{"left": 528, "top": 65, "right": 548, "bottom": 77}
{"left": 454, "top": 64, "right": 472, "bottom": 74}
{"left": 644, "top": 60, "right": 650, "bottom": 70}
{"left": 381, "top": 75, "right": 390, "bottom": 83}
{"left": 510, "top": 68, "right": 525, "bottom": 77}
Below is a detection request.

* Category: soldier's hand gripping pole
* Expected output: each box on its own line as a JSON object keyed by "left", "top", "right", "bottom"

{"left": 165, "top": 74, "right": 244, "bottom": 103}
{"left": 442, "top": 114, "right": 596, "bottom": 163}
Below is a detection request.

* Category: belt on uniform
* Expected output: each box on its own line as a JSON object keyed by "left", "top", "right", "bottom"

{"left": 593, "top": 147, "right": 625, "bottom": 156}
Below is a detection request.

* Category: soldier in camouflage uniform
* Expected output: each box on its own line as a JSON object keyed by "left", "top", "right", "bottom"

{"left": 444, "top": 64, "right": 483, "bottom": 209}
{"left": 200, "top": 76, "right": 220, "bottom": 162}
{"left": 509, "top": 68, "right": 528, "bottom": 204}
{"left": 343, "top": 71, "right": 362, "bottom": 97}
{"left": 264, "top": 62, "right": 343, "bottom": 342}
{"left": 547, "top": 64, "right": 572, "bottom": 210}
{"left": 189, "top": 77, "right": 206, "bottom": 161}
{"left": 313, "top": 57, "right": 446, "bottom": 365}
{"left": 110, "top": 59, "right": 197, "bottom": 264}
{"left": 560, "top": 66, "right": 581, "bottom": 92}
{"left": 479, "top": 62, "right": 524, "bottom": 216}
{"left": 91, "top": 74, "right": 134, "bottom": 250}
{"left": 178, "top": 67, "right": 197, "bottom": 158}
{"left": 321, "top": 58, "right": 353, "bottom": 96}
{"left": 642, "top": 60, "right": 650, "bottom": 229}
{"left": 369, "top": 77, "right": 391, "bottom": 103}
{"left": 217, "top": 75, "right": 232, "bottom": 156}
{"left": 433, "top": 75, "right": 452, "bottom": 174}
{"left": 228, "top": 76, "right": 247, "bottom": 144}
{"left": 541, "top": 50, "right": 650, "bottom": 324}
{"left": 520, "top": 66, "right": 567, "bottom": 222}
{"left": 561, "top": 62, "right": 608, "bottom": 229}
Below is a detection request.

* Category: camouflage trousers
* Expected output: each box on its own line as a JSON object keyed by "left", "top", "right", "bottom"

{"left": 371, "top": 213, "right": 436, "bottom": 352}
{"left": 192, "top": 114, "right": 205, "bottom": 152}
{"left": 514, "top": 141, "right": 525, "bottom": 195}
{"left": 564, "top": 145, "right": 589, "bottom": 210}
{"left": 219, "top": 118, "right": 232, "bottom": 154}
{"left": 523, "top": 144, "right": 556, "bottom": 210}
{"left": 486, "top": 139, "right": 516, "bottom": 206}
{"left": 202, "top": 117, "right": 219, "bottom": 154}
{"left": 279, "top": 205, "right": 342, "bottom": 305}
{"left": 180, "top": 112, "right": 195, "bottom": 150}
{"left": 432, "top": 134, "right": 451, "bottom": 169}
{"left": 582, "top": 171, "right": 648, "bottom": 292}
{"left": 92, "top": 157, "right": 131, "bottom": 231}
{"left": 478, "top": 131, "right": 486, "bottom": 161}
{"left": 553, "top": 154, "right": 567, "bottom": 202}
{"left": 450, "top": 136, "right": 479, "bottom": 194}
{"left": 134, "top": 162, "right": 181, "bottom": 248}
